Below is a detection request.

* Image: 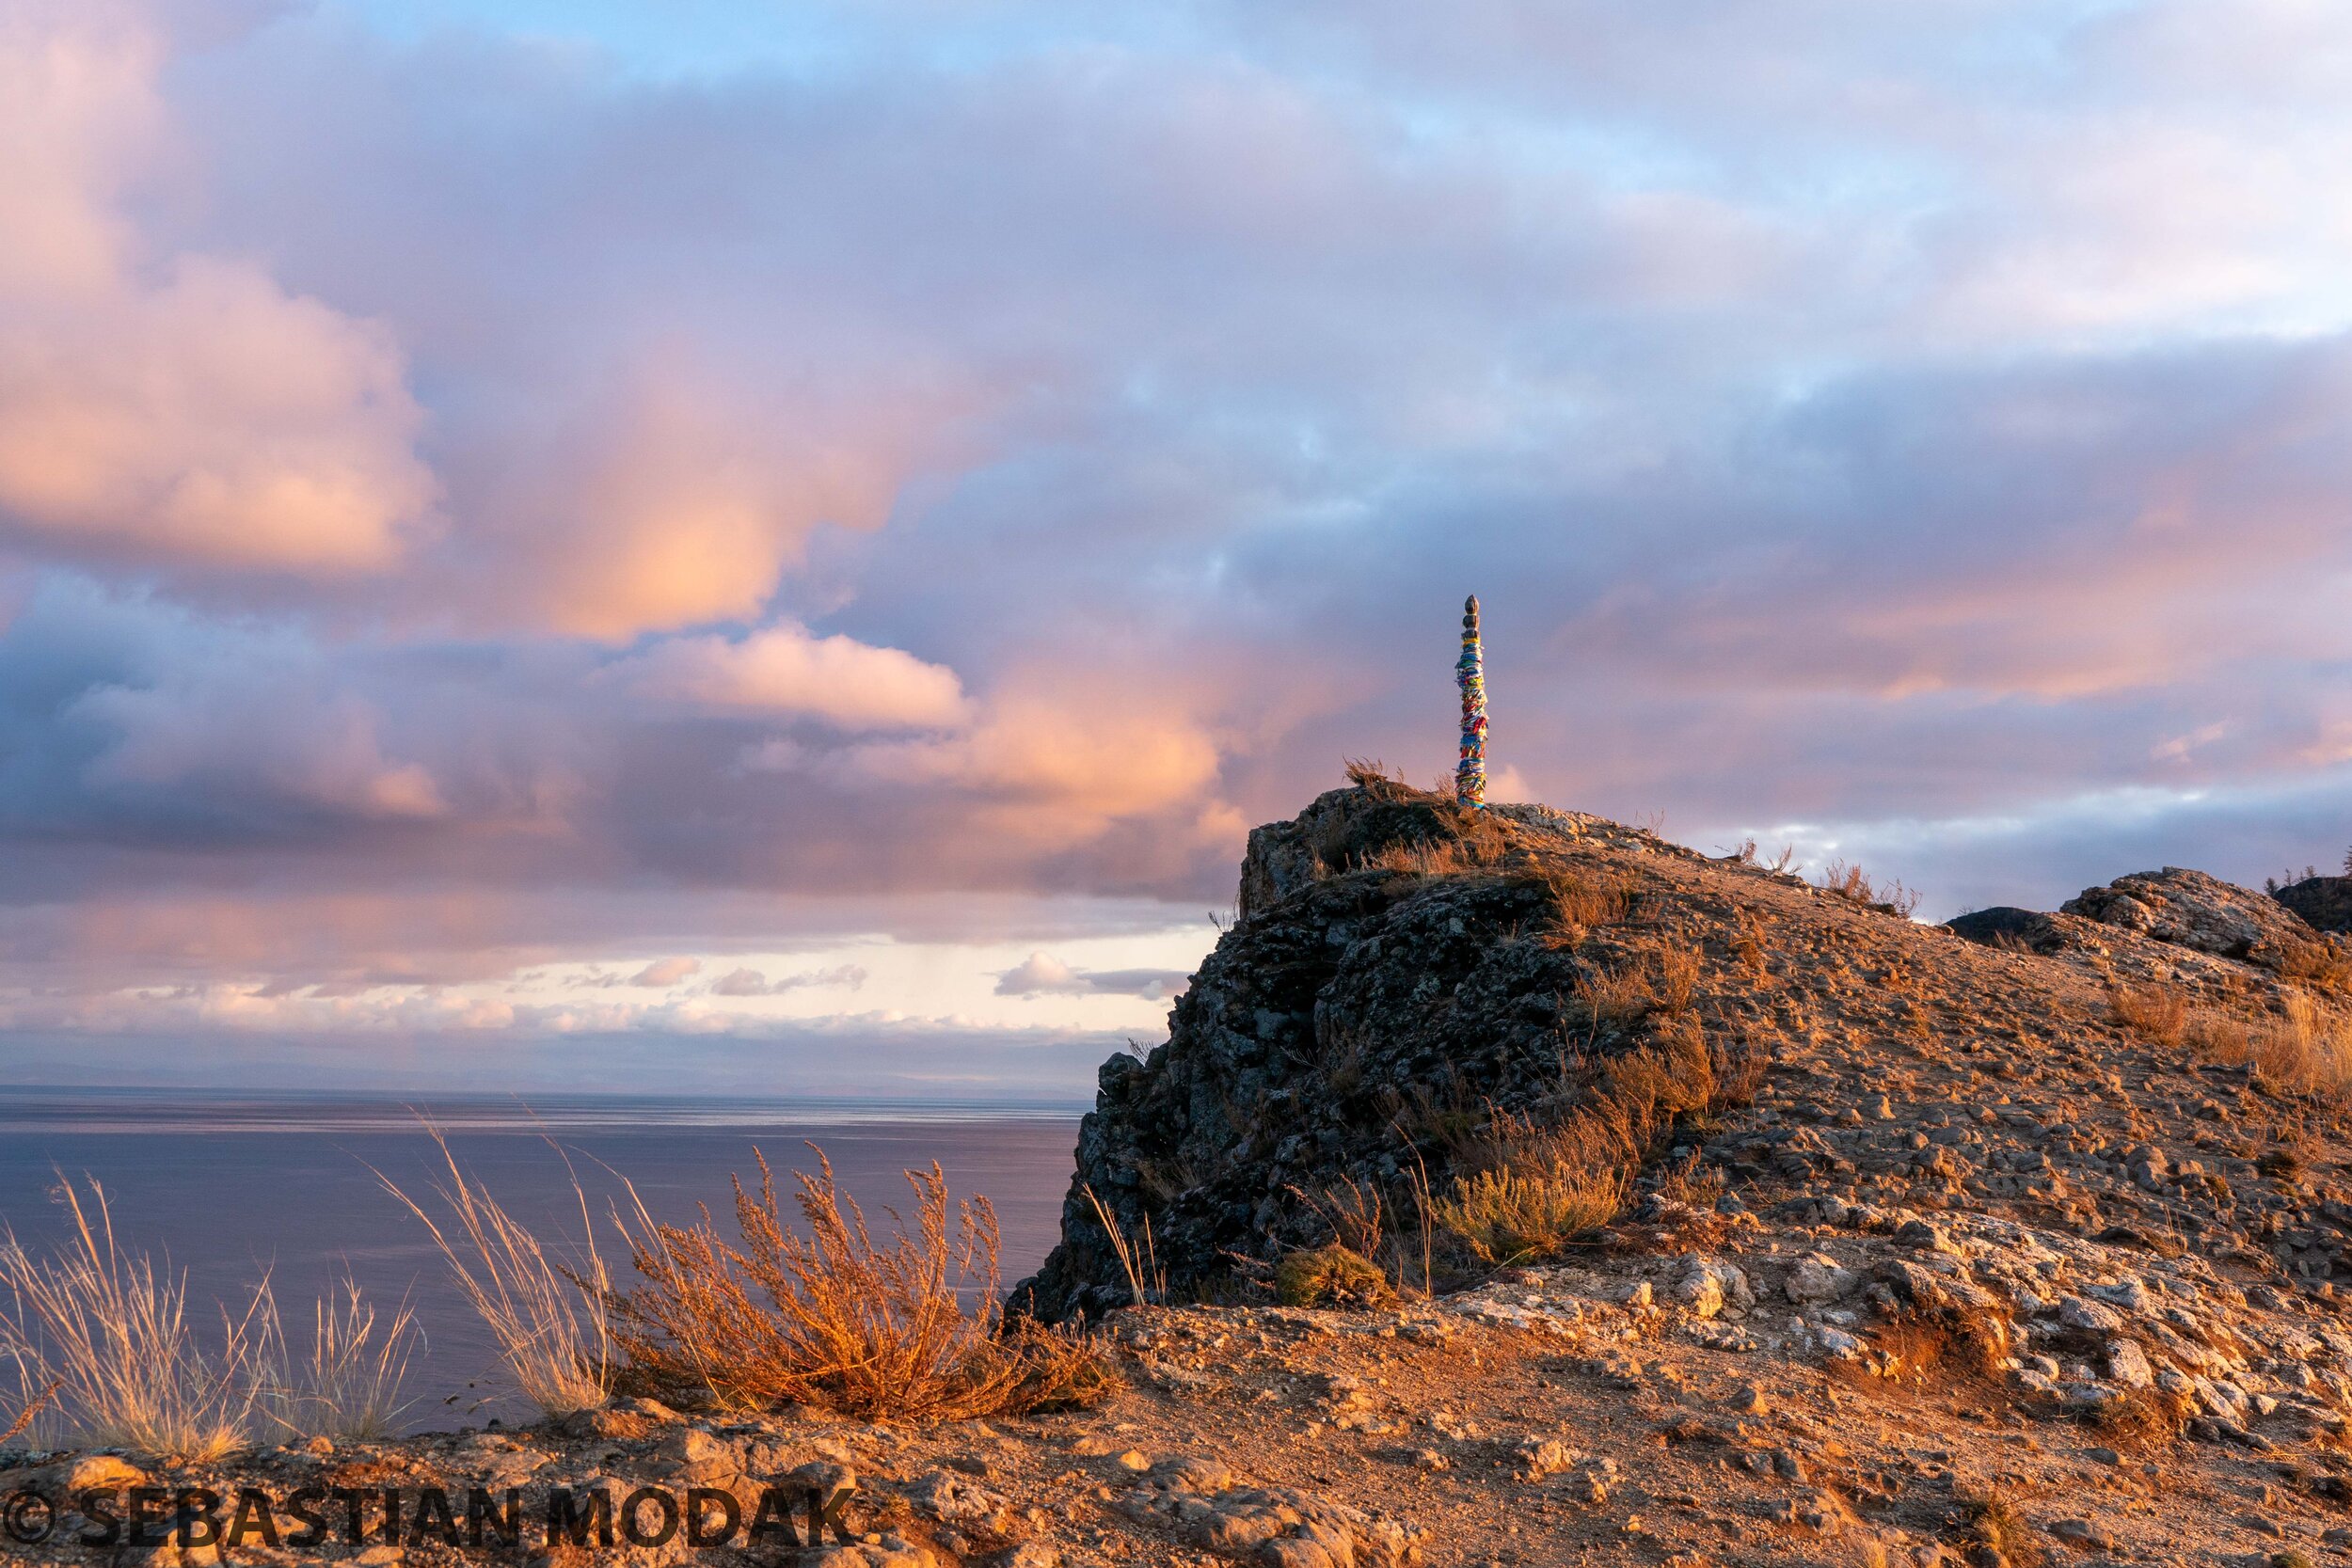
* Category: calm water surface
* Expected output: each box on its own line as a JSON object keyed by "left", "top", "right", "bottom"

{"left": 0, "top": 1090, "right": 1083, "bottom": 1431}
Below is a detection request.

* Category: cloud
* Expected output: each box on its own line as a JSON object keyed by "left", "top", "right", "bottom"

{"left": 0, "top": 4, "right": 435, "bottom": 575}
{"left": 628, "top": 956, "right": 702, "bottom": 987}
{"left": 994, "top": 953, "right": 1188, "bottom": 999}
{"left": 841, "top": 689, "right": 1227, "bottom": 832}
{"left": 614, "top": 624, "right": 967, "bottom": 728}
{"left": 708, "top": 963, "right": 868, "bottom": 996}
{"left": 3, "top": 0, "right": 2352, "bottom": 1084}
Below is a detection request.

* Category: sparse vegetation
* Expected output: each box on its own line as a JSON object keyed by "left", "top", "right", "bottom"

{"left": 2186, "top": 990, "right": 2352, "bottom": 1101}
{"left": 377, "top": 1131, "right": 615, "bottom": 1418}
{"left": 1274, "top": 1245, "right": 1394, "bottom": 1308}
{"left": 2107, "top": 980, "right": 2188, "bottom": 1046}
{"left": 1432, "top": 1020, "right": 1741, "bottom": 1264}
{"left": 0, "top": 1177, "right": 420, "bottom": 1454}
{"left": 1851, "top": 1305, "right": 2010, "bottom": 1388}
{"left": 1814, "top": 859, "right": 1922, "bottom": 918}
{"left": 1959, "top": 1488, "right": 2046, "bottom": 1568}
{"left": 599, "top": 1148, "right": 1115, "bottom": 1420}
{"left": 0, "top": 1178, "right": 274, "bottom": 1457}
{"left": 2086, "top": 1385, "right": 2191, "bottom": 1453}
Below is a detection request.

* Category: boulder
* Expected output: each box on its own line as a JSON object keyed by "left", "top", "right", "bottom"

{"left": 2060, "top": 867, "right": 2320, "bottom": 966}
{"left": 1944, "top": 906, "right": 2060, "bottom": 952}
{"left": 2276, "top": 875, "right": 2352, "bottom": 936}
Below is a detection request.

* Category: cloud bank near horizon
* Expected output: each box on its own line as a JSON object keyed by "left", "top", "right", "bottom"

{"left": 4, "top": 0, "right": 2352, "bottom": 1084}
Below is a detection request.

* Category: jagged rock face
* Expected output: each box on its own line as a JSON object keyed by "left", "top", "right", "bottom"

{"left": 2277, "top": 876, "right": 2352, "bottom": 935}
{"left": 1237, "top": 789, "right": 1471, "bottom": 917}
{"left": 1016, "top": 789, "right": 1633, "bottom": 1322}
{"left": 2060, "top": 866, "right": 2321, "bottom": 966}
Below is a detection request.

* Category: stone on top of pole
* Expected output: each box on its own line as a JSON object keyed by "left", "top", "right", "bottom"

{"left": 1456, "top": 594, "right": 1486, "bottom": 808}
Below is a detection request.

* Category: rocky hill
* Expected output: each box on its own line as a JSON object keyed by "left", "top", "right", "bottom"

{"left": 986, "top": 772, "right": 2352, "bottom": 1564}
{"left": 1019, "top": 776, "right": 2352, "bottom": 1322}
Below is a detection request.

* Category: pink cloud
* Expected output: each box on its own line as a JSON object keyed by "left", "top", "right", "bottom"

{"left": 614, "top": 623, "right": 968, "bottom": 729}
{"left": 628, "top": 956, "right": 701, "bottom": 987}
{"left": 0, "top": 5, "right": 436, "bottom": 573}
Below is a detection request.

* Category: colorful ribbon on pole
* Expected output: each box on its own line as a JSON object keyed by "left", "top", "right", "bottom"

{"left": 1456, "top": 594, "right": 1486, "bottom": 808}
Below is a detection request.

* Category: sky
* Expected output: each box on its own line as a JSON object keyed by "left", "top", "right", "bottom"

{"left": 2, "top": 0, "right": 2350, "bottom": 1096}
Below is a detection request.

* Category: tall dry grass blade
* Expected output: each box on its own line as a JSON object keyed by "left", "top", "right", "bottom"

{"left": 0, "top": 1175, "right": 271, "bottom": 1457}
{"left": 261, "top": 1281, "right": 422, "bottom": 1443}
{"left": 373, "top": 1128, "right": 612, "bottom": 1418}
{"left": 1083, "top": 1185, "right": 1158, "bottom": 1308}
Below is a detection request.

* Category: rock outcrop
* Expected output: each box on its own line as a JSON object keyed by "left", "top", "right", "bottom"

{"left": 2060, "top": 865, "right": 2321, "bottom": 966}
{"left": 1020, "top": 786, "right": 1691, "bottom": 1321}
{"left": 2278, "top": 874, "right": 2352, "bottom": 935}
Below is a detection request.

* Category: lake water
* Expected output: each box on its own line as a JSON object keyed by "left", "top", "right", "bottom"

{"left": 0, "top": 1090, "right": 1084, "bottom": 1433}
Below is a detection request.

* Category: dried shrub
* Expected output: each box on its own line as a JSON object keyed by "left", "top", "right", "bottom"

{"left": 1815, "top": 860, "right": 1923, "bottom": 918}
{"left": 2107, "top": 981, "right": 2187, "bottom": 1047}
{"left": 1274, "top": 1246, "right": 1395, "bottom": 1309}
{"left": 1959, "top": 1489, "right": 2045, "bottom": 1568}
{"left": 2086, "top": 1386, "right": 2190, "bottom": 1453}
{"left": 997, "top": 1317, "right": 1126, "bottom": 1413}
{"left": 602, "top": 1147, "right": 1114, "bottom": 1420}
{"left": 1431, "top": 1163, "right": 1629, "bottom": 1265}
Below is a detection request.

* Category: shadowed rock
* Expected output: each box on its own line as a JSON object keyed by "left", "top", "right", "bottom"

{"left": 2276, "top": 875, "right": 2352, "bottom": 935}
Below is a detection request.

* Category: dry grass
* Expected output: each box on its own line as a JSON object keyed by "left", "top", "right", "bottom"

{"left": 2085, "top": 1385, "right": 2191, "bottom": 1453}
{"left": 2187, "top": 990, "right": 2352, "bottom": 1101}
{"left": 264, "top": 1281, "right": 422, "bottom": 1443}
{"left": 1959, "top": 1488, "right": 2045, "bottom": 1568}
{"left": 1431, "top": 1162, "right": 1629, "bottom": 1265}
{"left": 1084, "top": 1185, "right": 1166, "bottom": 1308}
{"left": 2108, "top": 981, "right": 2188, "bottom": 1046}
{"left": 1815, "top": 860, "right": 1923, "bottom": 918}
{"left": 602, "top": 1148, "right": 1114, "bottom": 1421}
{"left": 1360, "top": 838, "right": 1485, "bottom": 876}
{"left": 1433, "top": 1022, "right": 1728, "bottom": 1264}
{"left": 1573, "top": 945, "right": 1705, "bottom": 1028}
{"left": 1274, "top": 1245, "right": 1394, "bottom": 1308}
{"left": 1293, "top": 1176, "right": 1387, "bottom": 1263}
{"left": 2276, "top": 939, "right": 2352, "bottom": 996}
{"left": 1526, "top": 863, "right": 1633, "bottom": 940}
{"left": 0, "top": 1177, "right": 274, "bottom": 1458}
{"left": 376, "top": 1131, "right": 614, "bottom": 1418}
{"left": 1577, "top": 961, "right": 1660, "bottom": 1028}
{"left": 1656, "top": 945, "right": 1702, "bottom": 1014}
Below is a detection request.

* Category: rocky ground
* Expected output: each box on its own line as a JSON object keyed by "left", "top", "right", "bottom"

{"left": 12, "top": 782, "right": 2352, "bottom": 1567}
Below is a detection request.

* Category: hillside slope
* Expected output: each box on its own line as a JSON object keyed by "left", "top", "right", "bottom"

{"left": 1021, "top": 775, "right": 2352, "bottom": 1323}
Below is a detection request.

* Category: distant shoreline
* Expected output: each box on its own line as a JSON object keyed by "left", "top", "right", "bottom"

{"left": 0, "top": 1086, "right": 1088, "bottom": 1137}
